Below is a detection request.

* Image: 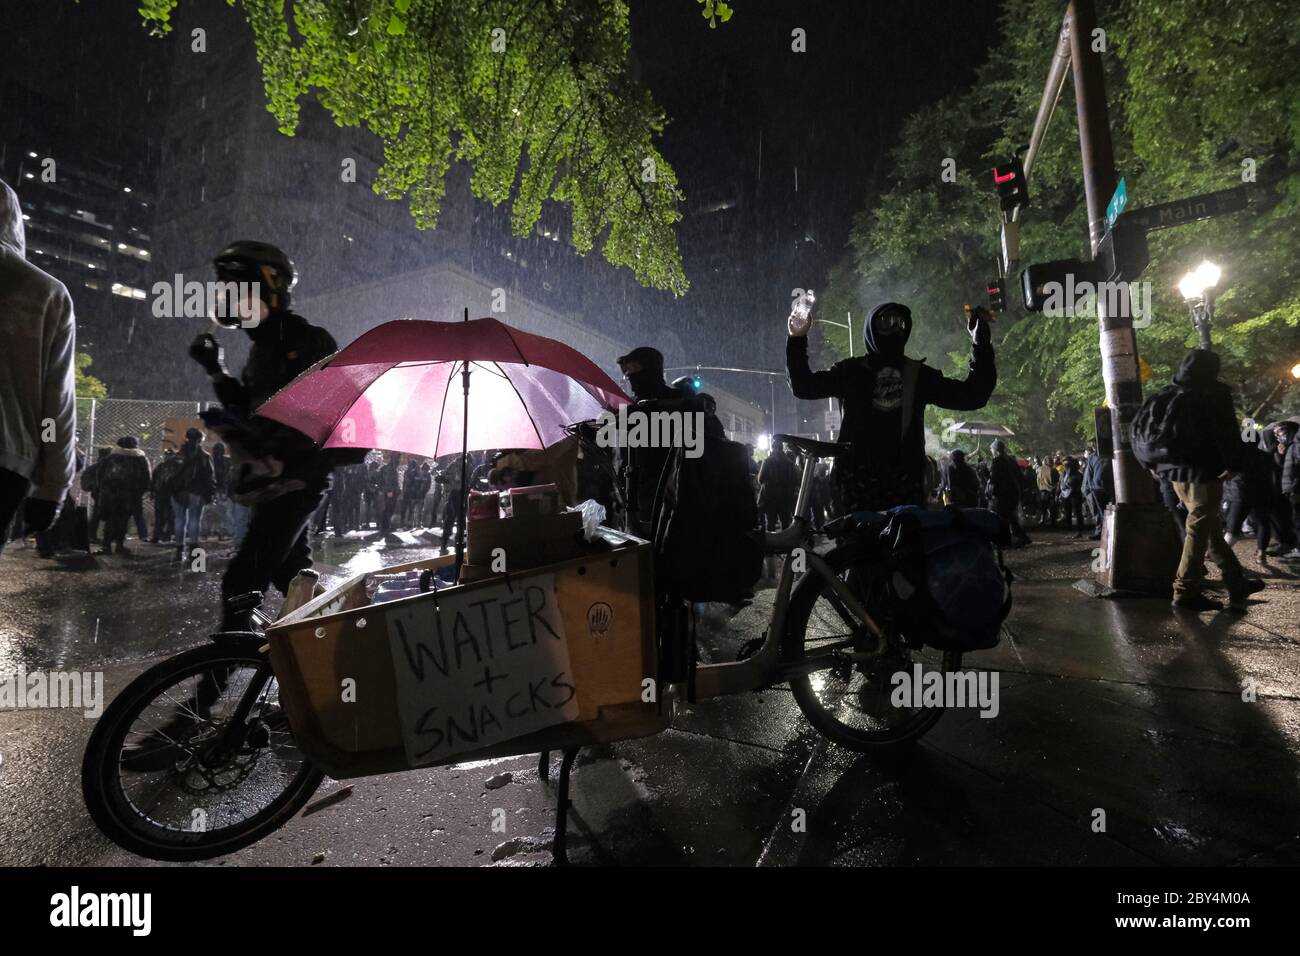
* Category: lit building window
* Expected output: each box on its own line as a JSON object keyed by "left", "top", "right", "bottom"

{"left": 111, "top": 282, "right": 147, "bottom": 300}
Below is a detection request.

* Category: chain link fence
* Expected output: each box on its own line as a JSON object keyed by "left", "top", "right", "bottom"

{"left": 74, "top": 398, "right": 210, "bottom": 504}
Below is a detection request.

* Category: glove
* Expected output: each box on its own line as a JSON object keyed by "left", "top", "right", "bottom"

{"left": 189, "top": 332, "right": 226, "bottom": 376}
{"left": 966, "top": 305, "right": 993, "bottom": 346}
{"left": 22, "top": 497, "right": 59, "bottom": 535}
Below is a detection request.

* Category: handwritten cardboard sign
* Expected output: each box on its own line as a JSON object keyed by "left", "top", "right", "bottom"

{"left": 385, "top": 572, "right": 579, "bottom": 766}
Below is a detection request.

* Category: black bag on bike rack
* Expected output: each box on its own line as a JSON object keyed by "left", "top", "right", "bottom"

{"left": 878, "top": 506, "right": 1013, "bottom": 652}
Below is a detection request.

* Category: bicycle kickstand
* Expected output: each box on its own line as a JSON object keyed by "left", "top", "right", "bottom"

{"left": 549, "top": 747, "right": 580, "bottom": 866}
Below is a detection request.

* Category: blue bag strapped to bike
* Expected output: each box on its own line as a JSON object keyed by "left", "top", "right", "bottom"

{"left": 864, "top": 505, "right": 1014, "bottom": 652}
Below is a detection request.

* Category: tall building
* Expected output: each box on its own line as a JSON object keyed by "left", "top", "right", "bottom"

{"left": 0, "top": 0, "right": 172, "bottom": 399}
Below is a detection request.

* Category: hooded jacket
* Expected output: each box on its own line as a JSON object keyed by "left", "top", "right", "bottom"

{"left": 98, "top": 445, "right": 151, "bottom": 504}
{"left": 1154, "top": 349, "right": 1248, "bottom": 483}
{"left": 786, "top": 302, "right": 995, "bottom": 506}
{"left": 0, "top": 179, "right": 77, "bottom": 501}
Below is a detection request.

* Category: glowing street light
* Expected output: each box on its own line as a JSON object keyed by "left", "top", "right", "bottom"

{"left": 1178, "top": 259, "right": 1222, "bottom": 350}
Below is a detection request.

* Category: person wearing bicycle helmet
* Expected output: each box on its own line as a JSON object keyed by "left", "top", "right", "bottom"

{"left": 787, "top": 299, "right": 996, "bottom": 511}
{"left": 188, "top": 240, "right": 362, "bottom": 630}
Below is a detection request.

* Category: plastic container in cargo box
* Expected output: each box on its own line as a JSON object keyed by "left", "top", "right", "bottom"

{"left": 265, "top": 530, "right": 663, "bottom": 779}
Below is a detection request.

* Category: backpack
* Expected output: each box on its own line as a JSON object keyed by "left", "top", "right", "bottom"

{"left": 1131, "top": 384, "right": 1195, "bottom": 468}
{"left": 878, "top": 506, "right": 1012, "bottom": 652}
{"left": 653, "top": 436, "right": 762, "bottom": 603}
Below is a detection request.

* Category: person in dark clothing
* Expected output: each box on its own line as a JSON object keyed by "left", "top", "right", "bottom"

{"left": 331, "top": 463, "right": 362, "bottom": 535}
{"left": 616, "top": 346, "right": 689, "bottom": 537}
{"left": 1224, "top": 442, "right": 1281, "bottom": 563}
{"left": 1272, "top": 423, "right": 1300, "bottom": 559}
{"left": 1082, "top": 448, "right": 1113, "bottom": 540}
{"left": 210, "top": 443, "right": 230, "bottom": 539}
{"left": 376, "top": 455, "right": 401, "bottom": 532}
{"left": 437, "top": 465, "right": 464, "bottom": 550}
{"left": 786, "top": 300, "right": 996, "bottom": 511}
{"left": 989, "top": 440, "right": 1032, "bottom": 545}
{"left": 1153, "top": 349, "right": 1261, "bottom": 611}
{"left": 149, "top": 449, "right": 181, "bottom": 542}
{"left": 82, "top": 447, "right": 110, "bottom": 543}
{"left": 1059, "top": 456, "right": 1084, "bottom": 534}
{"left": 97, "top": 436, "right": 151, "bottom": 555}
{"left": 171, "top": 428, "right": 216, "bottom": 561}
{"left": 188, "top": 240, "right": 353, "bottom": 629}
{"left": 757, "top": 442, "right": 798, "bottom": 531}
{"left": 943, "top": 448, "right": 981, "bottom": 508}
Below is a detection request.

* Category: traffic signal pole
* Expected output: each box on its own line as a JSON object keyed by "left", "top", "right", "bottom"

{"left": 1065, "top": 0, "right": 1178, "bottom": 591}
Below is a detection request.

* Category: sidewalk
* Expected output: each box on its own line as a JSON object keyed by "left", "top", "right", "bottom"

{"left": 1, "top": 529, "right": 1296, "bottom": 866}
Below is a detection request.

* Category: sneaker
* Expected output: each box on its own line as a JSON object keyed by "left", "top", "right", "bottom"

{"left": 1224, "top": 532, "right": 1238, "bottom": 546}
{"left": 1281, "top": 548, "right": 1300, "bottom": 561}
{"left": 1171, "top": 592, "right": 1223, "bottom": 611}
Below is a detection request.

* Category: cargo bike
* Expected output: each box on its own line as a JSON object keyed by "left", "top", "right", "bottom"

{"left": 81, "top": 434, "right": 1001, "bottom": 863}
{"left": 81, "top": 318, "right": 1007, "bottom": 863}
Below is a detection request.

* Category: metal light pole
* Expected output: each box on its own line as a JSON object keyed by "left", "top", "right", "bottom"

{"left": 1067, "top": 0, "right": 1178, "bottom": 592}
{"left": 814, "top": 312, "right": 854, "bottom": 357}
{"left": 1250, "top": 362, "right": 1300, "bottom": 423}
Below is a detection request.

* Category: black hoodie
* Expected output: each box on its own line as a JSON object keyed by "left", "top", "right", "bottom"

{"left": 1154, "top": 349, "right": 1247, "bottom": 483}
{"left": 786, "top": 302, "right": 996, "bottom": 508}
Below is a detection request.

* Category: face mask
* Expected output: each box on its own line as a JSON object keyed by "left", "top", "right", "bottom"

{"left": 625, "top": 368, "right": 661, "bottom": 399}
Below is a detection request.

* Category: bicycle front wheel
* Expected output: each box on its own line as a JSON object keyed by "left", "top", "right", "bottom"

{"left": 82, "top": 637, "right": 324, "bottom": 861}
{"left": 782, "top": 541, "right": 962, "bottom": 751}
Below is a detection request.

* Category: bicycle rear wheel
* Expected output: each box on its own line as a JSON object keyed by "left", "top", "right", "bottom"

{"left": 82, "top": 637, "right": 324, "bottom": 861}
{"left": 782, "top": 541, "right": 962, "bottom": 750}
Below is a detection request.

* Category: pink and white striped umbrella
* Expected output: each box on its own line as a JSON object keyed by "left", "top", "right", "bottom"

{"left": 257, "top": 317, "right": 630, "bottom": 459}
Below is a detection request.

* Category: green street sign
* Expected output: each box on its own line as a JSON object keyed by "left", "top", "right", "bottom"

{"left": 1106, "top": 177, "right": 1127, "bottom": 229}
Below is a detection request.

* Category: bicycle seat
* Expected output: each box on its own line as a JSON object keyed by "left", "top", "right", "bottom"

{"left": 772, "top": 434, "right": 850, "bottom": 459}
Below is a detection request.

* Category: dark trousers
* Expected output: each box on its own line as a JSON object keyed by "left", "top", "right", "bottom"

{"left": 0, "top": 468, "right": 30, "bottom": 555}
{"left": 993, "top": 495, "right": 1030, "bottom": 542}
{"left": 440, "top": 497, "right": 464, "bottom": 547}
{"left": 1038, "top": 490, "right": 1057, "bottom": 525}
{"left": 1226, "top": 499, "right": 1273, "bottom": 550}
{"left": 221, "top": 486, "right": 325, "bottom": 625}
{"left": 152, "top": 495, "right": 174, "bottom": 541}
{"left": 1060, "top": 493, "right": 1083, "bottom": 529}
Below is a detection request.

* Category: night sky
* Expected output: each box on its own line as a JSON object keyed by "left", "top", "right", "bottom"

{"left": 2, "top": 0, "right": 1002, "bottom": 402}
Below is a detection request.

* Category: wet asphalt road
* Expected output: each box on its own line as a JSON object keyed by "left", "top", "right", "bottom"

{"left": 1, "top": 525, "right": 1298, "bottom": 867}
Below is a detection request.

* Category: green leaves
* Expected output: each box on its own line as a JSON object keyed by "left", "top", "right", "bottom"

{"left": 825, "top": 0, "right": 1300, "bottom": 447}
{"left": 136, "top": 0, "right": 689, "bottom": 294}
{"left": 699, "top": 0, "right": 733, "bottom": 29}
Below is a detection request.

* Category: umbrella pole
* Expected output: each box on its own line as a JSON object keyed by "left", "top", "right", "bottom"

{"left": 455, "top": 308, "right": 470, "bottom": 580}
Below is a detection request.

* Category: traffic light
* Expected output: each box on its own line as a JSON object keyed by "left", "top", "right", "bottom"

{"left": 987, "top": 278, "right": 1007, "bottom": 313}
{"left": 1094, "top": 219, "right": 1150, "bottom": 284}
{"left": 1020, "top": 258, "right": 1089, "bottom": 313}
{"left": 691, "top": 376, "right": 702, "bottom": 390}
{"left": 992, "top": 157, "right": 1029, "bottom": 216}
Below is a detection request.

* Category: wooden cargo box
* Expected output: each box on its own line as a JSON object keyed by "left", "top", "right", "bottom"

{"left": 266, "top": 530, "right": 664, "bottom": 778}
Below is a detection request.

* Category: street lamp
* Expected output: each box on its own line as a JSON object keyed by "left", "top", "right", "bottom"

{"left": 1178, "top": 259, "right": 1222, "bottom": 350}
{"left": 1249, "top": 360, "right": 1300, "bottom": 422}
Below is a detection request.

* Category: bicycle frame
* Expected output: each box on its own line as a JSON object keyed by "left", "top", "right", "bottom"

{"left": 690, "top": 450, "right": 884, "bottom": 700}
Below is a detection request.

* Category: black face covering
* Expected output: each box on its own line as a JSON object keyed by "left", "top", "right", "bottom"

{"left": 626, "top": 368, "right": 664, "bottom": 400}
{"left": 863, "top": 302, "right": 913, "bottom": 363}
